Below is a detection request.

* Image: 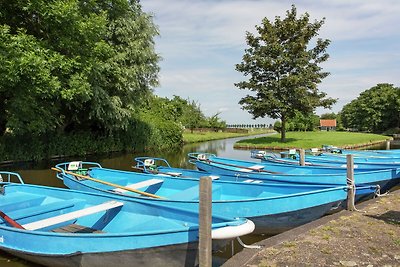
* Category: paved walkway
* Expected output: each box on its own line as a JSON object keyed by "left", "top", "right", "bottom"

{"left": 223, "top": 189, "right": 400, "bottom": 267}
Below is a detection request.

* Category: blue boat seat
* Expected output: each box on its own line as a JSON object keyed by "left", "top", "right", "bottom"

{"left": 170, "top": 185, "right": 221, "bottom": 200}
{"left": 4, "top": 199, "right": 84, "bottom": 223}
{"left": 22, "top": 200, "right": 124, "bottom": 231}
{"left": 113, "top": 179, "right": 163, "bottom": 193}
{"left": 0, "top": 195, "right": 46, "bottom": 213}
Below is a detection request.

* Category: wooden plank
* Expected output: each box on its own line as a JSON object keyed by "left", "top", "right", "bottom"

{"left": 52, "top": 224, "right": 104, "bottom": 234}
{"left": 22, "top": 201, "right": 124, "bottom": 231}
{"left": 113, "top": 179, "right": 163, "bottom": 193}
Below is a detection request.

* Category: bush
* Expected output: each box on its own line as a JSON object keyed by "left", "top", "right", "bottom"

{"left": 0, "top": 115, "right": 183, "bottom": 162}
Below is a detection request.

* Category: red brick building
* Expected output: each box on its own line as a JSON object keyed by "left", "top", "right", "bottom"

{"left": 319, "top": 119, "right": 337, "bottom": 131}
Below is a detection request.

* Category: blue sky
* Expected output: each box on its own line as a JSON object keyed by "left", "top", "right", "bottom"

{"left": 141, "top": 0, "right": 400, "bottom": 125}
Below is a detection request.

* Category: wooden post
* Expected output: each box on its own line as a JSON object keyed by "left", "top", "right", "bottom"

{"left": 299, "top": 149, "right": 305, "bottom": 166}
{"left": 386, "top": 140, "right": 390, "bottom": 150}
{"left": 199, "top": 176, "right": 212, "bottom": 267}
{"left": 346, "top": 154, "right": 356, "bottom": 211}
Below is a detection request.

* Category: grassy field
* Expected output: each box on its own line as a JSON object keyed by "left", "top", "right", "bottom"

{"left": 183, "top": 129, "right": 272, "bottom": 144}
{"left": 234, "top": 131, "right": 391, "bottom": 149}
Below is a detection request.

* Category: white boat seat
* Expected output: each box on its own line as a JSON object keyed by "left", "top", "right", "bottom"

{"left": 113, "top": 179, "right": 164, "bottom": 193}
{"left": 238, "top": 165, "right": 264, "bottom": 172}
{"left": 166, "top": 172, "right": 182, "bottom": 176}
{"left": 22, "top": 201, "right": 124, "bottom": 231}
{"left": 243, "top": 179, "right": 263, "bottom": 184}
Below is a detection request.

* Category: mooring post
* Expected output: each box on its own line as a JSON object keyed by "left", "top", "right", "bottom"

{"left": 346, "top": 154, "right": 356, "bottom": 211}
{"left": 299, "top": 149, "right": 305, "bottom": 166}
{"left": 386, "top": 140, "right": 390, "bottom": 150}
{"left": 199, "top": 176, "right": 212, "bottom": 267}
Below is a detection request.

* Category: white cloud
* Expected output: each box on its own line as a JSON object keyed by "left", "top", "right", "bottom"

{"left": 142, "top": 0, "right": 400, "bottom": 124}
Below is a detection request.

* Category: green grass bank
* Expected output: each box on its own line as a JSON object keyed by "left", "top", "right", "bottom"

{"left": 183, "top": 129, "right": 272, "bottom": 144}
{"left": 234, "top": 131, "right": 391, "bottom": 150}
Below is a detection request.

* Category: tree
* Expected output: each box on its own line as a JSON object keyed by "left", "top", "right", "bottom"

{"left": 0, "top": 0, "right": 159, "bottom": 136}
{"left": 340, "top": 83, "right": 400, "bottom": 132}
{"left": 320, "top": 113, "right": 337, "bottom": 120}
{"left": 235, "top": 5, "right": 336, "bottom": 142}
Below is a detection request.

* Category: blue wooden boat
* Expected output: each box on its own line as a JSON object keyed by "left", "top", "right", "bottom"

{"left": 134, "top": 156, "right": 377, "bottom": 200}
{"left": 259, "top": 152, "right": 400, "bottom": 169}
{"left": 134, "top": 156, "right": 382, "bottom": 181}
{"left": 321, "top": 145, "right": 400, "bottom": 157}
{"left": 188, "top": 153, "right": 400, "bottom": 192}
{"left": 319, "top": 153, "right": 400, "bottom": 163}
{"left": 54, "top": 162, "right": 352, "bottom": 234}
{"left": 0, "top": 171, "right": 254, "bottom": 267}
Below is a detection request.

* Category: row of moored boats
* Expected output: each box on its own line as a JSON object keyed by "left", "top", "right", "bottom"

{"left": 1, "top": 145, "right": 400, "bottom": 266}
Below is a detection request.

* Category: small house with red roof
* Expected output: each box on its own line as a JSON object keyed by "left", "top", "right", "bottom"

{"left": 319, "top": 119, "right": 337, "bottom": 131}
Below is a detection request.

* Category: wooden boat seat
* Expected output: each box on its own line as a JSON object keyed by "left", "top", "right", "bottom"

{"left": 113, "top": 179, "right": 163, "bottom": 193}
{"left": 238, "top": 165, "right": 265, "bottom": 172}
{"left": 22, "top": 200, "right": 124, "bottom": 231}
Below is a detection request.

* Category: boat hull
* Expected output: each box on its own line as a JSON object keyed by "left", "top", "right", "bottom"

{"left": 60, "top": 167, "right": 350, "bottom": 234}
{"left": 3, "top": 242, "right": 199, "bottom": 267}
{"left": 0, "top": 182, "right": 251, "bottom": 267}
{"left": 194, "top": 158, "right": 400, "bottom": 192}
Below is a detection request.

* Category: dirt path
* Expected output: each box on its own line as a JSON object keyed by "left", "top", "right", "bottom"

{"left": 223, "top": 190, "right": 400, "bottom": 267}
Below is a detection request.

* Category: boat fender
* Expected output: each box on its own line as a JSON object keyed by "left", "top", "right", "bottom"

{"left": 211, "top": 220, "right": 255, "bottom": 240}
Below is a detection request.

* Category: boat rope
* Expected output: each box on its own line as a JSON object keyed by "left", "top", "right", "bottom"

{"left": 346, "top": 182, "right": 366, "bottom": 213}
{"left": 374, "top": 185, "right": 389, "bottom": 198}
{"left": 236, "top": 237, "right": 262, "bottom": 249}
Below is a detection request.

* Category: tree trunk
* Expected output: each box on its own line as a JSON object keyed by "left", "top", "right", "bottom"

{"left": 281, "top": 115, "right": 286, "bottom": 142}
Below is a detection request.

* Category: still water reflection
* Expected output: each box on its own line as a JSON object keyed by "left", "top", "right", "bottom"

{"left": 1, "top": 135, "right": 398, "bottom": 266}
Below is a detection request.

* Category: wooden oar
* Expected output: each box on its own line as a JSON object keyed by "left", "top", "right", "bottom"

{"left": 199, "top": 159, "right": 282, "bottom": 174}
{"left": 51, "top": 168, "right": 165, "bottom": 199}
{"left": 0, "top": 210, "right": 25, "bottom": 229}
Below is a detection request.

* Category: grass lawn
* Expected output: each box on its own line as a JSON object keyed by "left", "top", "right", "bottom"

{"left": 234, "top": 131, "right": 391, "bottom": 149}
{"left": 183, "top": 129, "right": 272, "bottom": 144}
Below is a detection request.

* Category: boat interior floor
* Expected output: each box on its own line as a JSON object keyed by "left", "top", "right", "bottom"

{"left": 51, "top": 224, "right": 105, "bottom": 234}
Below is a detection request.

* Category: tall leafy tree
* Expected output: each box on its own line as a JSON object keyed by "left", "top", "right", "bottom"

{"left": 340, "top": 83, "right": 400, "bottom": 132}
{"left": 235, "top": 5, "right": 336, "bottom": 142}
{"left": 0, "top": 0, "right": 159, "bottom": 136}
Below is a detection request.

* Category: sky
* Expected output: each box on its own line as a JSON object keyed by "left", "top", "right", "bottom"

{"left": 141, "top": 0, "right": 400, "bottom": 125}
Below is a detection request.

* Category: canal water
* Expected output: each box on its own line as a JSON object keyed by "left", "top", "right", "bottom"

{"left": 1, "top": 135, "right": 398, "bottom": 266}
